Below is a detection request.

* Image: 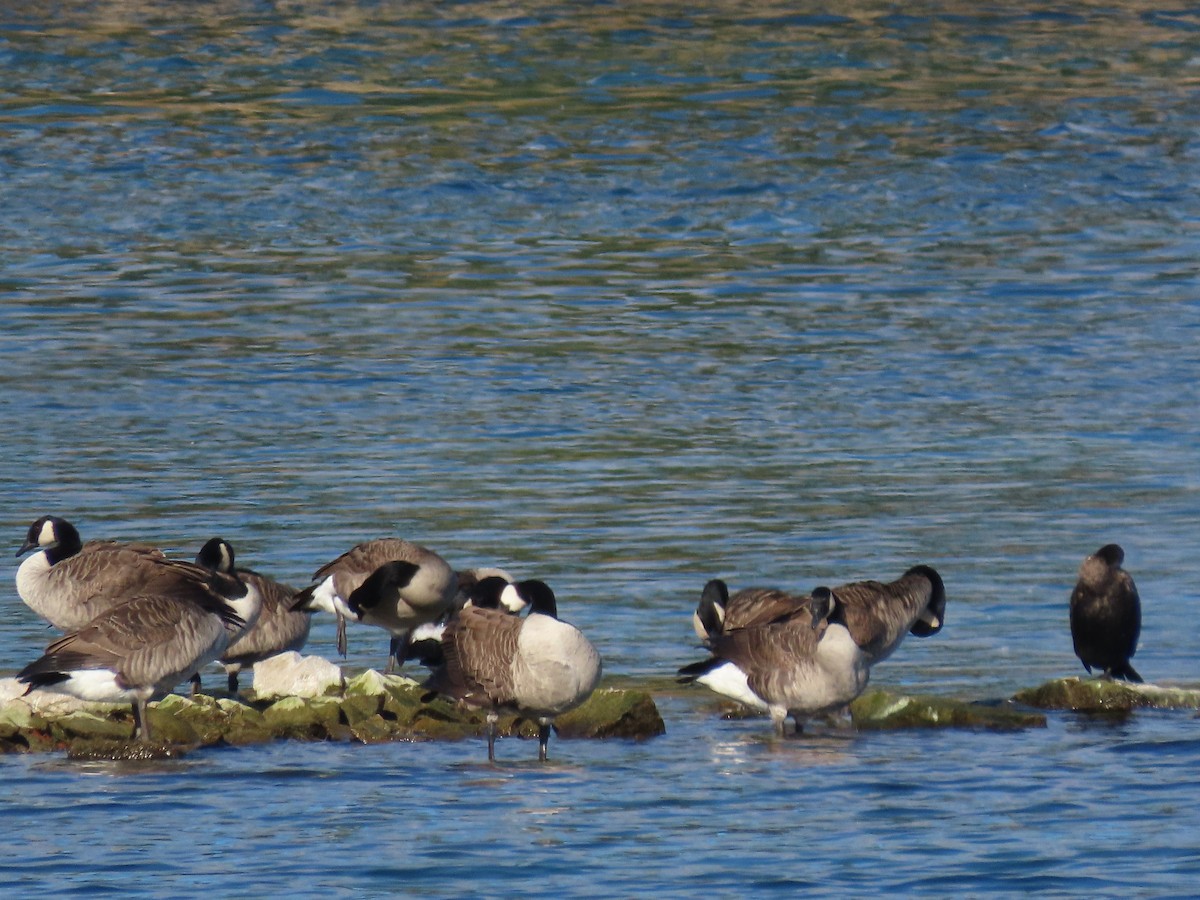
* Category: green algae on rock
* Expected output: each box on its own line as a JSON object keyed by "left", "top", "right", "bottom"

{"left": 1012, "top": 677, "right": 1200, "bottom": 712}
{"left": 850, "top": 690, "right": 1047, "bottom": 731}
{"left": 557, "top": 688, "right": 666, "bottom": 739}
{"left": 0, "top": 669, "right": 666, "bottom": 755}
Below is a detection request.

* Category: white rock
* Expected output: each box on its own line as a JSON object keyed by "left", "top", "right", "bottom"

{"left": 0, "top": 677, "right": 122, "bottom": 716}
{"left": 251, "top": 652, "right": 345, "bottom": 700}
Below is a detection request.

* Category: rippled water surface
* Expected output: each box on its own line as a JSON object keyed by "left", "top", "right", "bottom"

{"left": 3, "top": 1, "right": 1200, "bottom": 895}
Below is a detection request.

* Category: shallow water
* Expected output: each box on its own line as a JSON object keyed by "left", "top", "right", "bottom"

{"left": 2, "top": 1, "right": 1200, "bottom": 895}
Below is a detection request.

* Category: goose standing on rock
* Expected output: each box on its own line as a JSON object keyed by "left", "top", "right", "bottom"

{"left": 194, "top": 538, "right": 311, "bottom": 694}
{"left": 423, "top": 578, "right": 602, "bottom": 762}
{"left": 693, "top": 565, "right": 945, "bottom": 664}
{"left": 680, "top": 587, "right": 871, "bottom": 736}
{"left": 409, "top": 568, "right": 520, "bottom": 670}
{"left": 1069, "top": 543, "right": 1142, "bottom": 682}
{"left": 16, "top": 565, "right": 263, "bottom": 742}
{"left": 291, "top": 538, "right": 457, "bottom": 672}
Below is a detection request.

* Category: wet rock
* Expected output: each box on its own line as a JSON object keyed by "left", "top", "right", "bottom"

{"left": 0, "top": 667, "right": 666, "bottom": 755}
{"left": 556, "top": 689, "right": 666, "bottom": 739}
{"left": 345, "top": 669, "right": 415, "bottom": 698}
{"left": 154, "top": 695, "right": 229, "bottom": 745}
{"left": 0, "top": 701, "right": 48, "bottom": 734}
{"left": 406, "top": 694, "right": 480, "bottom": 741}
{"left": 213, "top": 698, "right": 273, "bottom": 745}
{"left": 1012, "top": 677, "right": 1200, "bottom": 712}
{"left": 850, "top": 690, "right": 1047, "bottom": 731}
{"left": 340, "top": 692, "right": 384, "bottom": 726}
{"left": 262, "top": 695, "right": 344, "bottom": 740}
{"left": 67, "top": 740, "right": 192, "bottom": 761}
{"left": 49, "top": 710, "right": 136, "bottom": 742}
{"left": 349, "top": 715, "right": 401, "bottom": 744}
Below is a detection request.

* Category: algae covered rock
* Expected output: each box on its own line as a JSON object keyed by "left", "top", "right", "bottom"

{"left": 345, "top": 669, "right": 418, "bottom": 698}
{"left": 262, "top": 695, "right": 345, "bottom": 740}
{"left": 850, "top": 690, "right": 1047, "bottom": 731}
{"left": 216, "top": 698, "right": 274, "bottom": 746}
{"left": 0, "top": 666, "right": 667, "bottom": 755}
{"left": 49, "top": 710, "right": 136, "bottom": 742}
{"left": 1012, "top": 677, "right": 1200, "bottom": 712}
{"left": 556, "top": 688, "right": 666, "bottom": 739}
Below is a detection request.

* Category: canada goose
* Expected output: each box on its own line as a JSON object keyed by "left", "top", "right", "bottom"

{"left": 291, "top": 538, "right": 457, "bottom": 671}
{"left": 693, "top": 565, "right": 945, "bottom": 664}
{"left": 409, "top": 568, "right": 520, "bottom": 669}
{"left": 1069, "top": 544, "right": 1142, "bottom": 682}
{"left": 824, "top": 565, "right": 945, "bottom": 663}
{"left": 423, "top": 579, "right": 602, "bottom": 762}
{"left": 16, "top": 573, "right": 262, "bottom": 742}
{"left": 15, "top": 515, "right": 261, "bottom": 637}
{"left": 679, "top": 587, "right": 870, "bottom": 735}
{"left": 693, "top": 580, "right": 805, "bottom": 644}
{"left": 15, "top": 515, "right": 169, "bottom": 630}
{"left": 195, "top": 538, "right": 311, "bottom": 694}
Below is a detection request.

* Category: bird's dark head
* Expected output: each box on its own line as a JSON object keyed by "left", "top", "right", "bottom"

{"left": 347, "top": 560, "right": 421, "bottom": 615}
{"left": 1095, "top": 544, "right": 1125, "bottom": 568}
{"left": 905, "top": 564, "right": 945, "bottom": 637}
{"left": 808, "top": 586, "right": 844, "bottom": 630}
{"left": 196, "top": 537, "right": 235, "bottom": 574}
{"left": 695, "top": 578, "right": 730, "bottom": 639}
{"left": 517, "top": 579, "right": 558, "bottom": 618}
{"left": 465, "top": 575, "right": 512, "bottom": 610}
{"left": 18, "top": 515, "right": 80, "bottom": 559}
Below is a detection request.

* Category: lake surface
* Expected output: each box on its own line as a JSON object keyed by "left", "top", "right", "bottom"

{"left": 3, "top": 1, "right": 1200, "bottom": 894}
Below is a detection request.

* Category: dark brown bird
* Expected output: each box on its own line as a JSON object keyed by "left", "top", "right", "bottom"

{"left": 1069, "top": 544, "right": 1142, "bottom": 682}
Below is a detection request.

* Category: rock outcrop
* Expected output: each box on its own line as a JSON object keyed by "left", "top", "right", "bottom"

{"left": 0, "top": 653, "right": 666, "bottom": 758}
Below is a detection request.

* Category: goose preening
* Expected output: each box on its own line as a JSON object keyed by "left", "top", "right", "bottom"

{"left": 1069, "top": 544, "right": 1142, "bottom": 683}
{"left": 423, "top": 578, "right": 602, "bottom": 762}
{"left": 693, "top": 581, "right": 806, "bottom": 644}
{"left": 291, "top": 538, "right": 457, "bottom": 672}
{"left": 679, "top": 587, "right": 871, "bottom": 736}
{"left": 409, "top": 568, "right": 520, "bottom": 670}
{"left": 15, "top": 569, "right": 262, "bottom": 742}
{"left": 15, "top": 515, "right": 170, "bottom": 631}
{"left": 821, "top": 565, "right": 945, "bottom": 664}
{"left": 693, "top": 565, "right": 945, "bottom": 665}
{"left": 195, "top": 538, "right": 311, "bottom": 694}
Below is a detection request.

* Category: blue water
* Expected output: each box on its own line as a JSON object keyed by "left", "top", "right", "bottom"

{"left": 3, "top": 2, "right": 1200, "bottom": 895}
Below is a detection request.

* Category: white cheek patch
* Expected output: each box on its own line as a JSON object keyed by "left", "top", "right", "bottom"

{"left": 39, "top": 520, "right": 56, "bottom": 547}
{"left": 499, "top": 583, "right": 527, "bottom": 614}
{"left": 918, "top": 609, "right": 941, "bottom": 629}
{"left": 410, "top": 621, "right": 445, "bottom": 643}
